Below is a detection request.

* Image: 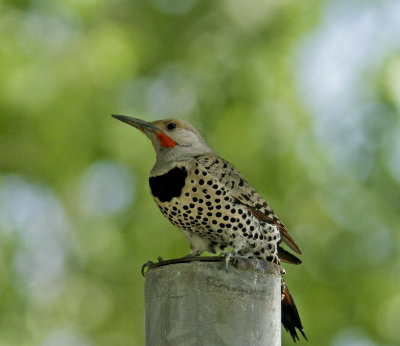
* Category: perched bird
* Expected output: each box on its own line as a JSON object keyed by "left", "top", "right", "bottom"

{"left": 112, "top": 115, "right": 307, "bottom": 342}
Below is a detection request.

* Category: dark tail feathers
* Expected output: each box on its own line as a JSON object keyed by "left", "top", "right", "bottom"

{"left": 281, "top": 279, "right": 308, "bottom": 342}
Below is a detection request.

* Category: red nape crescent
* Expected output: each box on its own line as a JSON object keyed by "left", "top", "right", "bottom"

{"left": 156, "top": 132, "right": 177, "bottom": 148}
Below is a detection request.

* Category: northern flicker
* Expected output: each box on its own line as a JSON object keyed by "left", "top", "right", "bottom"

{"left": 112, "top": 114, "right": 307, "bottom": 342}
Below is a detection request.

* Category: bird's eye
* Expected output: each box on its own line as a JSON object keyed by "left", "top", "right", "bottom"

{"left": 167, "top": 122, "right": 177, "bottom": 130}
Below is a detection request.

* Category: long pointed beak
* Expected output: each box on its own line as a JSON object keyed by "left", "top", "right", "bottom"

{"left": 111, "top": 114, "right": 158, "bottom": 133}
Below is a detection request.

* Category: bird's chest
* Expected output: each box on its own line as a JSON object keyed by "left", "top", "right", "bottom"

{"left": 150, "top": 164, "right": 240, "bottom": 239}
{"left": 150, "top": 164, "right": 220, "bottom": 229}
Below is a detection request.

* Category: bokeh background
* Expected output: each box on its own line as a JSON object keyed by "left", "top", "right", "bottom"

{"left": 1, "top": 0, "right": 400, "bottom": 345}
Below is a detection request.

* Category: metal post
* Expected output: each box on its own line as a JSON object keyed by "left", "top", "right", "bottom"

{"left": 144, "top": 257, "right": 281, "bottom": 346}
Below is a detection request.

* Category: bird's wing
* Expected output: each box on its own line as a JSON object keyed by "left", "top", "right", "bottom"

{"left": 195, "top": 154, "right": 302, "bottom": 257}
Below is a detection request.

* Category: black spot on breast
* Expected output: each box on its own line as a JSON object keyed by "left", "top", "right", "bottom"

{"left": 149, "top": 166, "right": 188, "bottom": 202}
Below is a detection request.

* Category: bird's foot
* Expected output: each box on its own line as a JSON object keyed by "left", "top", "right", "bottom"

{"left": 221, "top": 251, "right": 248, "bottom": 271}
{"left": 141, "top": 256, "right": 164, "bottom": 276}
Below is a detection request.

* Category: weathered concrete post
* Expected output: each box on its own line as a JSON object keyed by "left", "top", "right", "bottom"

{"left": 144, "top": 257, "right": 281, "bottom": 346}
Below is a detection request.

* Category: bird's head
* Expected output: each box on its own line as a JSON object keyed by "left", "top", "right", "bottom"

{"left": 112, "top": 115, "right": 212, "bottom": 173}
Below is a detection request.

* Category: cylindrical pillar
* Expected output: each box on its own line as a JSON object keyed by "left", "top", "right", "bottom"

{"left": 144, "top": 258, "right": 281, "bottom": 346}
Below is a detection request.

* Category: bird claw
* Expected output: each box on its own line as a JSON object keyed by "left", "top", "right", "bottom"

{"left": 141, "top": 261, "right": 154, "bottom": 276}
{"left": 222, "top": 251, "right": 253, "bottom": 271}
{"left": 225, "top": 253, "right": 233, "bottom": 271}
{"left": 221, "top": 251, "right": 240, "bottom": 271}
{"left": 141, "top": 256, "right": 164, "bottom": 276}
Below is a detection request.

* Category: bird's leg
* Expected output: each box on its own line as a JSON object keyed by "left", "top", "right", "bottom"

{"left": 221, "top": 250, "right": 247, "bottom": 271}
{"left": 224, "top": 251, "right": 234, "bottom": 271}
{"left": 141, "top": 256, "right": 165, "bottom": 276}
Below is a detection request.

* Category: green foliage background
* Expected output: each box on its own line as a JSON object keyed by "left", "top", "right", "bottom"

{"left": 1, "top": 0, "right": 400, "bottom": 345}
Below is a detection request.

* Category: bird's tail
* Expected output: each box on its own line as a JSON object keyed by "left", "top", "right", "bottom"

{"left": 281, "top": 279, "right": 307, "bottom": 342}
